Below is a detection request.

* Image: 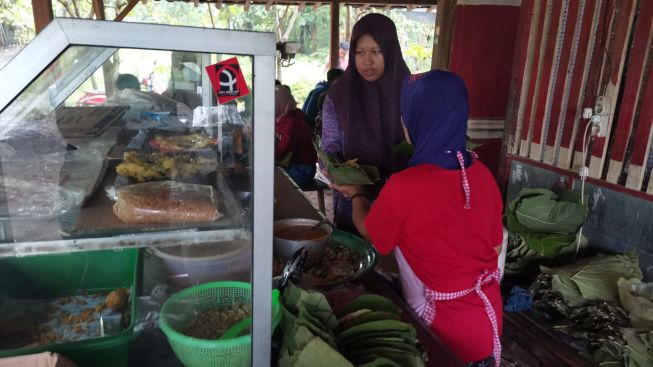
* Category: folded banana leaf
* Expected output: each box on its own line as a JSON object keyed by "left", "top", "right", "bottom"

{"left": 335, "top": 311, "right": 401, "bottom": 335}
{"left": 336, "top": 294, "right": 400, "bottom": 319}
{"left": 348, "top": 350, "right": 425, "bottom": 367}
{"left": 279, "top": 336, "right": 354, "bottom": 367}
{"left": 314, "top": 139, "right": 380, "bottom": 185}
{"left": 344, "top": 339, "right": 422, "bottom": 355}
{"left": 341, "top": 330, "right": 418, "bottom": 346}
{"left": 338, "top": 320, "right": 416, "bottom": 341}
{"left": 283, "top": 282, "right": 337, "bottom": 329}
{"left": 358, "top": 357, "right": 402, "bottom": 367}
{"left": 282, "top": 324, "right": 317, "bottom": 356}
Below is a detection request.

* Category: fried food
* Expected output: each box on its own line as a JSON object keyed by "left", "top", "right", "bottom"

{"left": 115, "top": 151, "right": 215, "bottom": 182}
{"left": 105, "top": 288, "right": 129, "bottom": 312}
{"left": 150, "top": 133, "right": 216, "bottom": 152}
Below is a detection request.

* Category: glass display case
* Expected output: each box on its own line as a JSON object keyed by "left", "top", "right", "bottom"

{"left": 0, "top": 19, "right": 275, "bottom": 366}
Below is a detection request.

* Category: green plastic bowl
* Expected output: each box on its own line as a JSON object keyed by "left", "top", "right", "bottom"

{"left": 159, "top": 281, "right": 281, "bottom": 367}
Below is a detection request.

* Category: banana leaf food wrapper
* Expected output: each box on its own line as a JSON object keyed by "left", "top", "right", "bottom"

{"left": 279, "top": 283, "right": 425, "bottom": 367}
{"left": 313, "top": 140, "right": 380, "bottom": 185}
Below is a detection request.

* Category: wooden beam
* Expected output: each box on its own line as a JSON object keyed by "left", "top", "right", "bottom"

{"left": 244, "top": 0, "right": 252, "bottom": 10}
{"left": 31, "top": 0, "right": 53, "bottom": 34}
{"left": 92, "top": 0, "right": 106, "bottom": 20}
{"left": 298, "top": 1, "right": 306, "bottom": 12}
{"left": 428, "top": 5, "right": 436, "bottom": 12}
{"left": 313, "top": 2, "right": 321, "bottom": 10}
{"left": 216, "top": 0, "right": 224, "bottom": 9}
{"left": 330, "top": 0, "right": 340, "bottom": 70}
{"left": 266, "top": 0, "right": 273, "bottom": 10}
{"left": 431, "top": 0, "right": 454, "bottom": 70}
{"left": 115, "top": 0, "right": 139, "bottom": 21}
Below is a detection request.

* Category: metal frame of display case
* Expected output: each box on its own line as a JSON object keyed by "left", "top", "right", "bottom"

{"left": 0, "top": 18, "right": 276, "bottom": 366}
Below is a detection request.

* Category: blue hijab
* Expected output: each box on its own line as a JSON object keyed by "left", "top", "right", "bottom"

{"left": 400, "top": 70, "right": 471, "bottom": 170}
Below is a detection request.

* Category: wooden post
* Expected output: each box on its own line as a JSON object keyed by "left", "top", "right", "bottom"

{"left": 330, "top": 0, "right": 340, "bottom": 70}
{"left": 431, "top": 0, "right": 454, "bottom": 70}
{"left": 31, "top": 0, "right": 53, "bottom": 34}
{"left": 92, "top": 0, "right": 106, "bottom": 20}
{"left": 115, "top": 0, "right": 139, "bottom": 22}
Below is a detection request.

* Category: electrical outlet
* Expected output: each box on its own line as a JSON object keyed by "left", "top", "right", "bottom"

{"left": 591, "top": 114, "right": 608, "bottom": 137}
{"left": 595, "top": 96, "right": 611, "bottom": 115}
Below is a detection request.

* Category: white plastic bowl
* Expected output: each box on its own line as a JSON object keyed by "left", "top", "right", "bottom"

{"left": 150, "top": 240, "right": 251, "bottom": 288}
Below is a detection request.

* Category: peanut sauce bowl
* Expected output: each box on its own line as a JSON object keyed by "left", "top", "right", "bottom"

{"left": 273, "top": 218, "right": 332, "bottom": 267}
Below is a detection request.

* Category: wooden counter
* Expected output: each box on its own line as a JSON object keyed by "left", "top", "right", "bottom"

{"left": 274, "top": 168, "right": 463, "bottom": 367}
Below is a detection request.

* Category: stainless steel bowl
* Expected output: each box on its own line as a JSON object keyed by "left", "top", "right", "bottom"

{"left": 273, "top": 218, "right": 332, "bottom": 267}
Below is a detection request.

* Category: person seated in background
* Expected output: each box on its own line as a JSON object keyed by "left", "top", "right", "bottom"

{"left": 116, "top": 73, "right": 141, "bottom": 91}
{"left": 302, "top": 68, "right": 344, "bottom": 132}
{"left": 322, "top": 41, "right": 350, "bottom": 75}
{"left": 314, "top": 69, "right": 344, "bottom": 136}
{"left": 274, "top": 85, "right": 317, "bottom": 186}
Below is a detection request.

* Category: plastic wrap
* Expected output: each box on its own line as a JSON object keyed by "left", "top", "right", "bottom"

{"left": 113, "top": 181, "right": 222, "bottom": 223}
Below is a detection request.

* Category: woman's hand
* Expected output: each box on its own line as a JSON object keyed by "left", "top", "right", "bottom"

{"left": 331, "top": 183, "right": 363, "bottom": 199}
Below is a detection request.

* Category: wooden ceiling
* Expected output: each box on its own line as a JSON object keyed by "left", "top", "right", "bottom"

{"left": 151, "top": 0, "right": 438, "bottom": 11}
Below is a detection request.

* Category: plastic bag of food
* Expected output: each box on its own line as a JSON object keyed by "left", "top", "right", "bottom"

{"left": 113, "top": 181, "right": 222, "bottom": 223}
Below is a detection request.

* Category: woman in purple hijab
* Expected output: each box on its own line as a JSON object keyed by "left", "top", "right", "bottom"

{"left": 331, "top": 70, "right": 504, "bottom": 366}
{"left": 320, "top": 13, "right": 410, "bottom": 232}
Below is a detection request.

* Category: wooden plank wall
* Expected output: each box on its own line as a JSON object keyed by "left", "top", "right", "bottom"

{"left": 505, "top": 0, "right": 653, "bottom": 194}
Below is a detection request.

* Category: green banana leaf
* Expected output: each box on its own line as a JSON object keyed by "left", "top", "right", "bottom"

{"left": 280, "top": 336, "right": 355, "bottom": 367}
{"left": 358, "top": 357, "right": 402, "bottom": 367}
{"left": 335, "top": 311, "right": 400, "bottom": 335}
{"left": 336, "top": 294, "right": 400, "bottom": 319}
{"left": 541, "top": 252, "right": 643, "bottom": 305}
{"left": 623, "top": 328, "right": 653, "bottom": 367}
{"left": 505, "top": 187, "right": 588, "bottom": 256}
{"left": 313, "top": 139, "right": 380, "bottom": 185}
{"left": 338, "top": 320, "right": 416, "bottom": 341}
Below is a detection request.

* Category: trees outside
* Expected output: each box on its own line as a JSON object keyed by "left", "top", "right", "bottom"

{"left": 1, "top": 1, "right": 435, "bottom": 104}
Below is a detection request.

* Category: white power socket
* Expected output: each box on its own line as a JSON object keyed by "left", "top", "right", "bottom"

{"left": 592, "top": 96, "right": 611, "bottom": 137}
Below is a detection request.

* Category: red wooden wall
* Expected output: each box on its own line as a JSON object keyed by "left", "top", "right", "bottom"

{"left": 504, "top": 0, "right": 653, "bottom": 194}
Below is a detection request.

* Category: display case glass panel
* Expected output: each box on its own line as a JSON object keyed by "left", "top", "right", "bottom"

{"left": 0, "top": 19, "right": 275, "bottom": 366}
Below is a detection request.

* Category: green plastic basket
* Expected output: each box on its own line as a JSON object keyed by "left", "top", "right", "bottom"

{"left": 159, "top": 281, "right": 281, "bottom": 367}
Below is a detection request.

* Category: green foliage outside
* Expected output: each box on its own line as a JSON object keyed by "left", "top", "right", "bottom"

{"left": 1, "top": 1, "right": 435, "bottom": 104}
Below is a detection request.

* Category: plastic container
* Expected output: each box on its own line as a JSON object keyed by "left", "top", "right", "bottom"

{"left": 159, "top": 281, "right": 281, "bottom": 367}
{"left": 0, "top": 248, "right": 142, "bottom": 367}
{"left": 150, "top": 240, "right": 251, "bottom": 288}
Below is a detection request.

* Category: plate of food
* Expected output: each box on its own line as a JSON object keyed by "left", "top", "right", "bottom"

{"left": 274, "top": 228, "right": 377, "bottom": 288}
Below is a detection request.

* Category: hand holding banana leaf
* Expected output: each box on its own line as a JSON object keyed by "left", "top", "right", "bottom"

{"left": 313, "top": 139, "right": 380, "bottom": 185}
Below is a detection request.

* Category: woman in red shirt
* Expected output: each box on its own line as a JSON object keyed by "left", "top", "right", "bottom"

{"left": 332, "top": 70, "right": 504, "bottom": 366}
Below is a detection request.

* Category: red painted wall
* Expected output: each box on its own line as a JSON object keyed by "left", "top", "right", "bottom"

{"left": 449, "top": 4, "right": 521, "bottom": 119}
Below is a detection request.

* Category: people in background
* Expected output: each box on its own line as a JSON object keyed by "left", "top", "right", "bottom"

{"left": 302, "top": 68, "right": 344, "bottom": 132}
{"left": 320, "top": 13, "right": 410, "bottom": 232}
{"left": 275, "top": 85, "right": 317, "bottom": 186}
{"left": 322, "top": 40, "right": 350, "bottom": 74}
{"left": 116, "top": 73, "right": 141, "bottom": 91}
{"left": 331, "top": 70, "right": 504, "bottom": 367}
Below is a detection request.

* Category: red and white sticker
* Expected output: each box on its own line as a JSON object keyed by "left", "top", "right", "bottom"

{"left": 205, "top": 57, "right": 250, "bottom": 104}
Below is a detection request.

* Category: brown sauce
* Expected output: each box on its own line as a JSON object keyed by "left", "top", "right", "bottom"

{"left": 274, "top": 225, "right": 329, "bottom": 241}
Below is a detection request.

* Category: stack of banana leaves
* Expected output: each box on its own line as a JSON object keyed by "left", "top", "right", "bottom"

{"left": 504, "top": 188, "right": 589, "bottom": 276}
{"left": 278, "top": 282, "right": 426, "bottom": 367}
{"left": 528, "top": 252, "right": 653, "bottom": 366}
{"left": 313, "top": 140, "right": 380, "bottom": 185}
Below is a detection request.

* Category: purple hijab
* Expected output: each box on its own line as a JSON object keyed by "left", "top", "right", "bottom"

{"left": 327, "top": 13, "right": 410, "bottom": 177}
{"left": 400, "top": 70, "right": 471, "bottom": 170}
